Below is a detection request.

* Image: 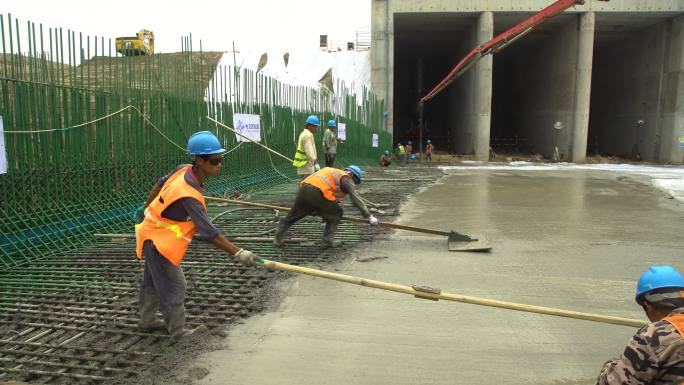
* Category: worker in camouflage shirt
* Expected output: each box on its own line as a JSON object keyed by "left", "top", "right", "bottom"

{"left": 597, "top": 265, "right": 684, "bottom": 385}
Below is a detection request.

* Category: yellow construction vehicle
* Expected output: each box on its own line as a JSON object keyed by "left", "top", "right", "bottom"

{"left": 115, "top": 30, "right": 154, "bottom": 56}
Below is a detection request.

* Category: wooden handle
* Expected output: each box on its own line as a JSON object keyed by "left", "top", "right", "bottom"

{"left": 205, "top": 196, "right": 290, "bottom": 212}
{"left": 257, "top": 258, "right": 647, "bottom": 328}
{"left": 204, "top": 196, "right": 452, "bottom": 237}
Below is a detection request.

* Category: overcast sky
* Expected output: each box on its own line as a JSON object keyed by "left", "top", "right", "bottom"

{"left": 3, "top": 0, "right": 371, "bottom": 54}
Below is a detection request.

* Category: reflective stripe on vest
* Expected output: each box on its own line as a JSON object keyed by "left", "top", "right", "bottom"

{"left": 302, "top": 167, "right": 347, "bottom": 202}
{"left": 292, "top": 131, "right": 308, "bottom": 167}
{"left": 664, "top": 314, "right": 684, "bottom": 338}
{"left": 135, "top": 165, "right": 207, "bottom": 266}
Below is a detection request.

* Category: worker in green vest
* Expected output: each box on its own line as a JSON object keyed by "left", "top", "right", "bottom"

{"left": 292, "top": 115, "right": 321, "bottom": 180}
{"left": 396, "top": 142, "right": 406, "bottom": 166}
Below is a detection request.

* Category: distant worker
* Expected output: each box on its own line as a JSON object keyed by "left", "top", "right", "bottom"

{"left": 293, "top": 115, "right": 320, "bottom": 180}
{"left": 425, "top": 139, "right": 434, "bottom": 162}
{"left": 323, "top": 120, "right": 338, "bottom": 167}
{"left": 396, "top": 142, "right": 406, "bottom": 166}
{"left": 134, "top": 131, "right": 259, "bottom": 344}
{"left": 405, "top": 141, "right": 413, "bottom": 162}
{"left": 273, "top": 166, "right": 378, "bottom": 248}
{"left": 379, "top": 150, "right": 392, "bottom": 167}
{"left": 596, "top": 265, "right": 684, "bottom": 385}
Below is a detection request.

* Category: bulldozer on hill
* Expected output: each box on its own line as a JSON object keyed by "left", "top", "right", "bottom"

{"left": 115, "top": 30, "right": 154, "bottom": 56}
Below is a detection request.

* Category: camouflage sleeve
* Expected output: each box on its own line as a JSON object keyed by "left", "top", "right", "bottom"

{"left": 596, "top": 326, "right": 658, "bottom": 385}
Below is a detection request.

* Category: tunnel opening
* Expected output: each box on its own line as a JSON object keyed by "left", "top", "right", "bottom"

{"left": 393, "top": 13, "right": 477, "bottom": 155}
{"left": 491, "top": 14, "right": 577, "bottom": 161}
{"left": 588, "top": 14, "right": 674, "bottom": 162}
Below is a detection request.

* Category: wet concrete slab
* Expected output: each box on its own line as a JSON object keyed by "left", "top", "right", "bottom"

{"left": 196, "top": 168, "right": 683, "bottom": 385}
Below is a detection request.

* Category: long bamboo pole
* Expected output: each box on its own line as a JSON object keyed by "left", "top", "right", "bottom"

{"left": 257, "top": 258, "right": 647, "bottom": 328}
{"left": 204, "top": 196, "right": 454, "bottom": 236}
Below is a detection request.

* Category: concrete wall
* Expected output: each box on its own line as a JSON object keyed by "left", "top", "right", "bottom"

{"left": 381, "top": 0, "right": 684, "bottom": 13}
{"left": 450, "top": 12, "right": 493, "bottom": 159}
{"left": 589, "top": 23, "right": 667, "bottom": 160}
{"left": 372, "top": 0, "right": 684, "bottom": 163}
{"left": 492, "top": 18, "right": 579, "bottom": 159}
{"left": 659, "top": 14, "right": 684, "bottom": 163}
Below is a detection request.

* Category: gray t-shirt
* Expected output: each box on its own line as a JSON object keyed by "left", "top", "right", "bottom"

{"left": 324, "top": 128, "right": 337, "bottom": 154}
{"left": 155, "top": 164, "right": 220, "bottom": 242}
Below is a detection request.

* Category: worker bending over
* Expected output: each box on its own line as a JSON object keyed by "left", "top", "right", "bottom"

{"left": 273, "top": 166, "right": 378, "bottom": 248}
{"left": 379, "top": 150, "right": 392, "bottom": 167}
{"left": 596, "top": 265, "right": 684, "bottom": 384}
{"left": 292, "top": 115, "right": 321, "bottom": 179}
{"left": 135, "top": 131, "right": 258, "bottom": 344}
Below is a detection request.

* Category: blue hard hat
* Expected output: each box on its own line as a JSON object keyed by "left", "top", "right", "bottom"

{"left": 306, "top": 115, "right": 320, "bottom": 126}
{"left": 187, "top": 131, "right": 225, "bottom": 156}
{"left": 327, "top": 120, "right": 337, "bottom": 127}
{"left": 636, "top": 265, "right": 684, "bottom": 303}
{"left": 407, "top": 140, "right": 412, "bottom": 145}
{"left": 427, "top": 139, "right": 431, "bottom": 144}
{"left": 344, "top": 165, "right": 363, "bottom": 184}
{"left": 384, "top": 150, "right": 390, "bottom": 156}
{"left": 410, "top": 154, "right": 417, "bottom": 160}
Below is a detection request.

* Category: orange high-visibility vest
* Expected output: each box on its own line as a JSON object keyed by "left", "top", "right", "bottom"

{"left": 302, "top": 167, "right": 348, "bottom": 202}
{"left": 664, "top": 314, "right": 684, "bottom": 338}
{"left": 135, "top": 165, "right": 207, "bottom": 266}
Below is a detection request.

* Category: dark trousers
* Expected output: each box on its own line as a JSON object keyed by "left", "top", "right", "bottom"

{"left": 141, "top": 240, "right": 186, "bottom": 309}
{"left": 325, "top": 153, "right": 335, "bottom": 167}
{"left": 282, "top": 184, "right": 343, "bottom": 226}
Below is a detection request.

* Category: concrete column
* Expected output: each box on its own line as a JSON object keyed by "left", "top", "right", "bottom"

{"left": 370, "top": 0, "right": 393, "bottom": 134}
{"left": 659, "top": 14, "right": 684, "bottom": 164}
{"left": 571, "top": 12, "right": 595, "bottom": 163}
{"left": 474, "top": 11, "right": 493, "bottom": 161}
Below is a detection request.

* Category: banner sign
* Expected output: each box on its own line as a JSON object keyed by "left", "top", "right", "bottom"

{"left": 337, "top": 123, "right": 347, "bottom": 141}
{"left": 233, "top": 113, "right": 262, "bottom": 142}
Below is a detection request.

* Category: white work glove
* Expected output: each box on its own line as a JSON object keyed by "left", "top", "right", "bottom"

{"left": 368, "top": 215, "right": 379, "bottom": 226}
{"left": 235, "top": 248, "right": 258, "bottom": 267}
{"left": 314, "top": 163, "right": 321, "bottom": 171}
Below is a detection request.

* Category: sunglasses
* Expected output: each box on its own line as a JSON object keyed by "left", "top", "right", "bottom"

{"left": 203, "top": 156, "right": 223, "bottom": 165}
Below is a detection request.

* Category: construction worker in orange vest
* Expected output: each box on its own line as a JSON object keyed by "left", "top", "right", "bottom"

{"left": 596, "top": 265, "right": 684, "bottom": 384}
{"left": 273, "top": 165, "right": 378, "bottom": 248}
{"left": 135, "top": 131, "right": 259, "bottom": 344}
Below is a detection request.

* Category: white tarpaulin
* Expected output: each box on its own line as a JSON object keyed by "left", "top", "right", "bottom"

{"left": 233, "top": 113, "right": 262, "bottom": 142}
{"left": 337, "top": 122, "right": 347, "bottom": 141}
{"left": 0, "top": 116, "right": 6, "bottom": 174}
{"left": 372, "top": 133, "right": 379, "bottom": 148}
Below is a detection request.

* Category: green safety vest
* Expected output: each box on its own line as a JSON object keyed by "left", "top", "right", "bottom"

{"left": 292, "top": 130, "right": 308, "bottom": 167}
{"left": 397, "top": 145, "right": 405, "bottom": 155}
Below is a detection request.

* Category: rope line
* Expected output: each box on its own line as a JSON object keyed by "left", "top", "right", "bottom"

{"left": 0, "top": 105, "right": 187, "bottom": 151}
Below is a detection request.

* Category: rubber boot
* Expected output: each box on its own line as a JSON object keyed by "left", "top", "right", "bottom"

{"left": 322, "top": 222, "right": 342, "bottom": 248}
{"left": 165, "top": 304, "right": 207, "bottom": 345}
{"left": 273, "top": 219, "right": 291, "bottom": 248}
{"left": 138, "top": 288, "right": 166, "bottom": 332}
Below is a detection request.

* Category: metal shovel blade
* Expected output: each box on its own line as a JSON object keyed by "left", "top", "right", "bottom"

{"left": 448, "top": 231, "right": 492, "bottom": 252}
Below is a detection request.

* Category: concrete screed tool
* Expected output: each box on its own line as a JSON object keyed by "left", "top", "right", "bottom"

{"left": 204, "top": 196, "right": 492, "bottom": 252}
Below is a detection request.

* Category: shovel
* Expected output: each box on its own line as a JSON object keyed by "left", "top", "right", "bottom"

{"left": 204, "top": 197, "right": 492, "bottom": 252}
{"left": 340, "top": 216, "right": 491, "bottom": 252}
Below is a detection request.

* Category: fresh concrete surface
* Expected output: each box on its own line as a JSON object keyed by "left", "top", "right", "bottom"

{"left": 197, "top": 169, "right": 683, "bottom": 385}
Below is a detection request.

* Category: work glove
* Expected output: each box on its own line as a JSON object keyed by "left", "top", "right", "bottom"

{"left": 368, "top": 215, "right": 379, "bottom": 226}
{"left": 235, "top": 248, "right": 258, "bottom": 267}
{"left": 314, "top": 163, "right": 321, "bottom": 171}
{"left": 134, "top": 206, "right": 145, "bottom": 224}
